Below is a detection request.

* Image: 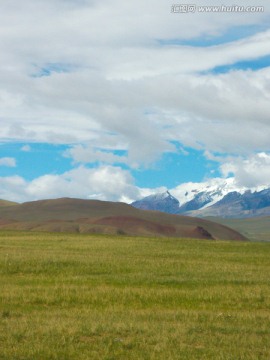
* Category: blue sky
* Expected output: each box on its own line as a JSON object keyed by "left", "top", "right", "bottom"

{"left": 0, "top": 143, "right": 72, "bottom": 180}
{"left": 210, "top": 54, "right": 270, "bottom": 73}
{"left": 158, "top": 23, "right": 269, "bottom": 47}
{"left": 0, "top": 0, "right": 270, "bottom": 202}
{"left": 0, "top": 142, "right": 219, "bottom": 187}
{"left": 132, "top": 148, "right": 219, "bottom": 189}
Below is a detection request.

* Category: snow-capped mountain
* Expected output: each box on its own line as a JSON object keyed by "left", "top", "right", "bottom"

{"left": 131, "top": 178, "right": 270, "bottom": 218}
{"left": 170, "top": 178, "right": 249, "bottom": 209}
{"left": 190, "top": 188, "right": 270, "bottom": 218}
{"left": 131, "top": 191, "right": 180, "bottom": 214}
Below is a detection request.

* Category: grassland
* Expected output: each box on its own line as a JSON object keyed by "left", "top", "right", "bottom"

{"left": 0, "top": 231, "right": 270, "bottom": 359}
{"left": 207, "top": 216, "right": 270, "bottom": 242}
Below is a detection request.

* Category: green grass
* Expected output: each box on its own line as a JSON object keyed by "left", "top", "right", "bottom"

{"left": 0, "top": 231, "right": 270, "bottom": 359}
{"left": 207, "top": 216, "right": 270, "bottom": 242}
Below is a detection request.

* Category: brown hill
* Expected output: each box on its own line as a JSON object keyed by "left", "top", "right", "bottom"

{"left": 0, "top": 199, "right": 18, "bottom": 207}
{"left": 0, "top": 197, "right": 246, "bottom": 240}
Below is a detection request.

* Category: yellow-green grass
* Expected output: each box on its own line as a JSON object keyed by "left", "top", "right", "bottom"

{"left": 0, "top": 231, "right": 270, "bottom": 360}
{"left": 207, "top": 216, "right": 270, "bottom": 242}
{"left": 0, "top": 200, "right": 18, "bottom": 207}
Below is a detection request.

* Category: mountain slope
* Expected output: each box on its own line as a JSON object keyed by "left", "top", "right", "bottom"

{"left": 132, "top": 191, "right": 180, "bottom": 214}
{"left": 131, "top": 179, "right": 247, "bottom": 215}
{"left": 0, "top": 199, "right": 18, "bottom": 207}
{"left": 189, "top": 189, "right": 270, "bottom": 218}
{"left": 171, "top": 177, "right": 247, "bottom": 210}
{"left": 0, "top": 197, "right": 246, "bottom": 240}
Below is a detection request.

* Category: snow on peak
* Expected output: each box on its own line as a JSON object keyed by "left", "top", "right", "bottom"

{"left": 145, "top": 190, "right": 173, "bottom": 201}
{"left": 170, "top": 177, "right": 247, "bottom": 208}
{"left": 134, "top": 178, "right": 270, "bottom": 210}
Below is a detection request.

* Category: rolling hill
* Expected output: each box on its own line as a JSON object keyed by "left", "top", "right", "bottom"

{"left": 0, "top": 199, "right": 18, "bottom": 207}
{"left": 0, "top": 197, "right": 246, "bottom": 240}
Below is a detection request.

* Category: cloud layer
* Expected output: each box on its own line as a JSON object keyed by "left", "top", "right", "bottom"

{"left": 1, "top": 0, "right": 270, "bottom": 200}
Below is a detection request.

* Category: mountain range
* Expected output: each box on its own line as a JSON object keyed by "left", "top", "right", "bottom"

{"left": 131, "top": 180, "right": 270, "bottom": 218}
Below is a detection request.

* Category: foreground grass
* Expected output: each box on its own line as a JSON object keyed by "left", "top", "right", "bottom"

{"left": 0, "top": 232, "right": 270, "bottom": 359}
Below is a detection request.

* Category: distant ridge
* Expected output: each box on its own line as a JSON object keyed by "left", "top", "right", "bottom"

{"left": 131, "top": 186, "right": 270, "bottom": 218}
{"left": 0, "top": 197, "right": 246, "bottom": 241}
{"left": 189, "top": 188, "right": 270, "bottom": 218}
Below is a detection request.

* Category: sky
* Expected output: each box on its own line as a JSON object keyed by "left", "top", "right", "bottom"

{"left": 1, "top": 0, "right": 270, "bottom": 203}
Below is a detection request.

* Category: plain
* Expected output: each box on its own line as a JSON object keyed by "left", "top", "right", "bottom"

{"left": 0, "top": 231, "right": 270, "bottom": 360}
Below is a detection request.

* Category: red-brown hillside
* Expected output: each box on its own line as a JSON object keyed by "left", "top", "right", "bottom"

{"left": 0, "top": 198, "right": 247, "bottom": 240}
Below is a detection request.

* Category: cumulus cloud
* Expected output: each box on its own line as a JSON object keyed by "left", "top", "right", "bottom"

{"left": 0, "top": 157, "right": 16, "bottom": 167}
{"left": 0, "top": 166, "right": 142, "bottom": 203}
{"left": 220, "top": 152, "right": 270, "bottom": 188}
{"left": 0, "top": 176, "right": 27, "bottom": 201}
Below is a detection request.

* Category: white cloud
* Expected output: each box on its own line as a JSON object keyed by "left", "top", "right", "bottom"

{"left": 220, "top": 152, "right": 270, "bottom": 188}
{"left": 3, "top": 64, "right": 269, "bottom": 165}
{"left": 27, "top": 166, "right": 140, "bottom": 202}
{"left": 64, "top": 145, "right": 128, "bottom": 165}
{"left": 0, "top": 166, "right": 142, "bottom": 203}
{"left": 0, "top": 176, "right": 27, "bottom": 201}
{"left": 0, "top": 157, "right": 16, "bottom": 167}
{"left": 1, "top": 159, "right": 270, "bottom": 203}
{"left": 21, "top": 145, "right": 31, "bottom": 152}
{"left": 106, "top": 31, "right": 270, "bottom": 80}
{"left": 0, "top": 163, "right": 177, "bottom": 203}
{"left": 0, "top": 0, "right": 270, "bottom": 178}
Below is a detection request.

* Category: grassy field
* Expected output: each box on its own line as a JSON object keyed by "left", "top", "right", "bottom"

{"left": 207, "top": 216, "right": 270, "bottom": 242}
{"left": 0, "top": 231, "right": 270, "bottom": 359}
